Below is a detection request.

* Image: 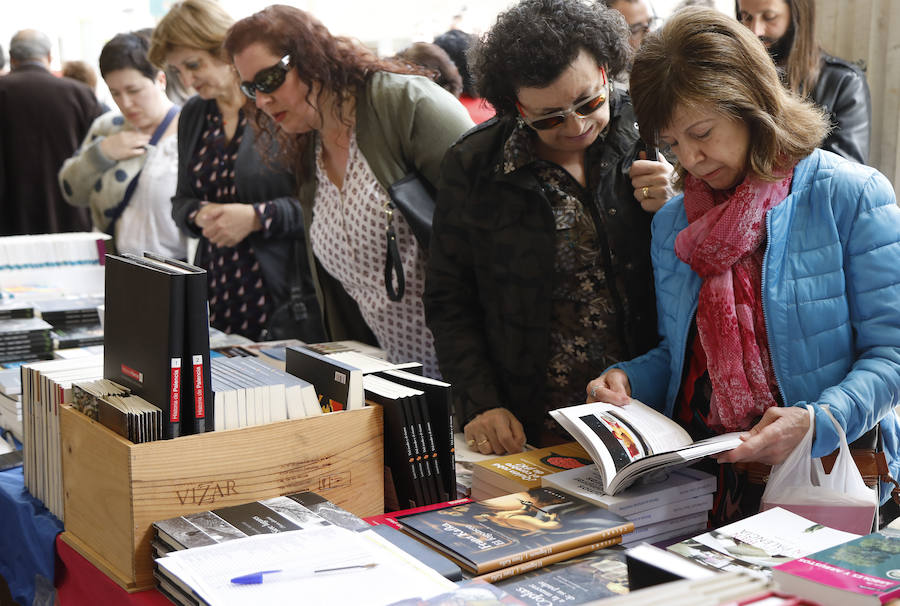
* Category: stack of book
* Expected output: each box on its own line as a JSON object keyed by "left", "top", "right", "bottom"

{"left": 34, "top": 296, "right": 105, "bottom": 351}
{"left": 469, "top": 442, "right": 592, "bottom": 501}
{"left": 152, "top": 491, "right": 458, "bottom": 605}
{"left": 772, "top": 526, "right": 900, "bottom": 604}
{"left": 0, "top": 318, "right": 54, "bottom": 364}
{"left": 0, "top": 232, "right": 109, "bottom": 271}
{"left": 664, "top": 507, "right": 859, "bottom": 580}
{"left": 542, "top": 465, "right": 716, "bottom": 546}
{"left": 210, "top": 355, "right": 320, "bottom": 430}
{"left": 394, "top": 486, "right": 635, "bottom": 583}
{"left": 71, "top": 378, "right": 163, "bottom": 444}
{"left": 0, "top": 368, "right": 22, "bottom": 441}
{"left": 21, "top": 354, "right": 103, "bottom": 519}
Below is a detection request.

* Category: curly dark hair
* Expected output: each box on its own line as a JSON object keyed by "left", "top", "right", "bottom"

{"left": 224, "top": 4, "right": 427, "bottom": 175}
{"left": 99, "top": 31, "right": 158, "bottom": 80}
{"left": 471, "top": 0, "right": 632, "bottom": 116}
{"left": 433, "top": 29, "right": 476, "bottom": 97}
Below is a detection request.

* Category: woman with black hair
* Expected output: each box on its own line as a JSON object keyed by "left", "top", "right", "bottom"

{"left": 424, "top": 0, "right": 675, "bottom": 455}
{"left": 59, "top": 32, "right": 186, "bottom": 259}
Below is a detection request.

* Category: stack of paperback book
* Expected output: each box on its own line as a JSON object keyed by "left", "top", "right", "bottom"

{"left": 0, "top": 368, "right": 22, "bottom": 441}
{"left": 394, "top": 486, "right": 635, "bottom": 583}
{"left": 469, "top": 442, "right": 593, "bottom": 501}
{"left": 21, "top": 354, "right": 103, "bottom": 520}
{"left": 542, "top": 465, "right": 716, "bottom": 546}
{"left": 210, "top": 355, "right": 320, "bottom": 430}
{"left": 0, "top": 317, "right": 54, "bottom": 364}
{"left": 286, "top": 343, "right": 456, "bottom": 510}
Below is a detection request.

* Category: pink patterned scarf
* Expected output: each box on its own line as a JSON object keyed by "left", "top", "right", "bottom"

{"left": 674, "top": 170, "right": 793, "bottom": 431}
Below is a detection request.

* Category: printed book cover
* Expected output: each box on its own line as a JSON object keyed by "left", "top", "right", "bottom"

{"left": 494, "top": 547, "right": 629, "bottom": 605}
{"left": 667, "top": 506, "right": 859, "bottom": 579}
{"left": 471, "top": 442, "right": 592, "bottom": 499}
{"left": 773, "top": 527, "right": 900, "bottom": 605}
{"left": 398, "top": 486, "right": 634, "bottom": 574}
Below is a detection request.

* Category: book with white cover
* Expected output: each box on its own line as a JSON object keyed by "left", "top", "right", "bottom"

{"left": 622, "top": 511, "right": 710, "bottom": 547}
{"left": 542, "top": 464, "right": 716, "bottom": 516}
{"left": 549, "top": 401, "right": 741, "bottom": 495}
{"left": 667, "top": 507, "right": 859, "bottom": 580}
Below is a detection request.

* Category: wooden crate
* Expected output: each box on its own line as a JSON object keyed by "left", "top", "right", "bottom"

{"left": 59, "top": 405, "right": 383, "bottom": 591}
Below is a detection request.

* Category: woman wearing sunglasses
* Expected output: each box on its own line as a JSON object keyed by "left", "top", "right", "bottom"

{"left": 424, "top": 0, "right": 675, "bottom": 455}
{"left": 226, "top": 6, "right": 473, "bottom": 378}
{"left": 147, "top": 0, "right": 322, "bottom": 342}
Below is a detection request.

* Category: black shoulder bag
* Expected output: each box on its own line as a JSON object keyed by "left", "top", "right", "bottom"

{"left": 383, "top": 171, "right": 436, "bottom": 302}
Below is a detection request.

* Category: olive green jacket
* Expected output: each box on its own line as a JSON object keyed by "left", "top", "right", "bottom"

{"left": 297, "top": 71, "right": 474, "bottom": 342}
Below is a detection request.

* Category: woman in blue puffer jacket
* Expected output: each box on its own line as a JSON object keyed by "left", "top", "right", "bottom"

{"left": 587, "top": 7, "right": 900, "bottom": 524}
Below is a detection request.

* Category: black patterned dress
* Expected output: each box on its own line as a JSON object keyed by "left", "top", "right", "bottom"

{"left": 189, "top": 107, "right": 276, "bottom": 340}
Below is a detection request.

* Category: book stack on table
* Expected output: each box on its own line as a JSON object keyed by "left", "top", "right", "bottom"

{"left": 542, "top": 465, "right": 716, "bottom": 547}
{"left": 470, "top": 441, "right": 592, "bottom": 501}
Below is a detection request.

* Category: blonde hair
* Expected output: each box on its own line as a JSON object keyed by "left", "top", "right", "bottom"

{"left": 148, "top": 0, "right": 234, "bottom": 68}
{"left": 630, "top": 6, "right": 828, "bottom": 184}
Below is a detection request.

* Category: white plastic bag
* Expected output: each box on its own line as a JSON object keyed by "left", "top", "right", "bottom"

{"left": 760, "top": 405, "right": 877, "bottom": 535}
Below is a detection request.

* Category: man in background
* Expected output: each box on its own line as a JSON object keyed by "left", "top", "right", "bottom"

{"left": 736, "top": 0, "right": 871, "bottom": 163}
{"left": 0, "top": 29, "right": 102, "bottom": 235}
{"left": 602, "top": 0, "right": 656, "bottom": 91}
{"left": 604, "top": 0, "right": 657, "bottom": 51}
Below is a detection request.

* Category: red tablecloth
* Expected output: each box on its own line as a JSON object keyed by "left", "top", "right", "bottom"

{"left": 55, "top": 536, "right": 169, "bottom": 606}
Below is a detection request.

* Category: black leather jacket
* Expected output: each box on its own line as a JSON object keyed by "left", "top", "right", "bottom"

{"left": 811, "top": 52, "right": 871, "bottom": 164}
{"left": 424, "top": 93, "right": 659, "bottom": 443}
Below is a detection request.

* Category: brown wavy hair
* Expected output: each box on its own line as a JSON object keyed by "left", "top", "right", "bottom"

{"left": 224, "top": 4, "right": 427, "bottom": 175}
{"left": 630, "top": 6, "right": 827, "bottom": 186}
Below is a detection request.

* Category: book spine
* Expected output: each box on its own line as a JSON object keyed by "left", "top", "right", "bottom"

{"left": 473, "top": 537, "right": 623, "bottom": 584}
{"left": 479, "top": 521, "right": 635, "bottom": 574}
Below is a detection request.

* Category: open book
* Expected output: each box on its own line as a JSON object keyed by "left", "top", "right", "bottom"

{"left": 549, "top": 401, "right": 742, "bottom": 495}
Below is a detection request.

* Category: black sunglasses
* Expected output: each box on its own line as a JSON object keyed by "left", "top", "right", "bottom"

{"left": 240, "top": 54, "right": 291, "bottom": 100}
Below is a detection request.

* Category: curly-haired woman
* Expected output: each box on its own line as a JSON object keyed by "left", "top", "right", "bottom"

{"left": 227, "top": 5, "right": 473, "bottom": 377}
{"left": 424, "top": 0, "right": 675, "bottom": 455}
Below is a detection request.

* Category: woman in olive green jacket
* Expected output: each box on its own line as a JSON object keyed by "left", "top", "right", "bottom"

{"left": 226, "top": 6, "right": 473, "bottom": 377}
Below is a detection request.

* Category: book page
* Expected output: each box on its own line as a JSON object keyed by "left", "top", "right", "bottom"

{"left": 550, "top": 401, "right": 693, "bottom": 488}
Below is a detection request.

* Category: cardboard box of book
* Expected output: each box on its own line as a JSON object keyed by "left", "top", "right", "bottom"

{"left": 59, "top": 404, "right": 384, "bottom": 592}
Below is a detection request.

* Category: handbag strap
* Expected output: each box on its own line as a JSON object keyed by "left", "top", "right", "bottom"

{"left": 384, "top": 203, "right": 405, "bottom": 301}
{"left": 104, "top": 105, "right": 179, "bottom": 236}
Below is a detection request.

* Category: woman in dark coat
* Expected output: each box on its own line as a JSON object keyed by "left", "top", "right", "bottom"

{"left": 424, "top": 0, "right": 674, "bottom": 455}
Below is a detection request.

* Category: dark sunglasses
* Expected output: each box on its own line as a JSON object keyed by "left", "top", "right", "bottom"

{"left": 239, "top": 54, "right": 291, "bottom": 100}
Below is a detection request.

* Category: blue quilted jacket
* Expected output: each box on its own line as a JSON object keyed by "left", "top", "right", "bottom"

{"left": 613, "top": 149, "right": 900, "bottom": 499}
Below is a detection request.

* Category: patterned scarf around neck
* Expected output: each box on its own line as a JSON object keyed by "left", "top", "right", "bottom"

{"left": 674, "top": 169, "right": 793, "bottom": 431}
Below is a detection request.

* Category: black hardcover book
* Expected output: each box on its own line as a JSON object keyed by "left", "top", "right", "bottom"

{"left": 143, "top": 253, "right": 212, "bottom": 434}
{"left": 104, "top": 254, "right": 185, "bottom": 439}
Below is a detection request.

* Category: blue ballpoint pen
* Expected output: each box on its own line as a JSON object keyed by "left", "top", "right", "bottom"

{"left": 230, "top": 563, "right": 378, "bottom": 585}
